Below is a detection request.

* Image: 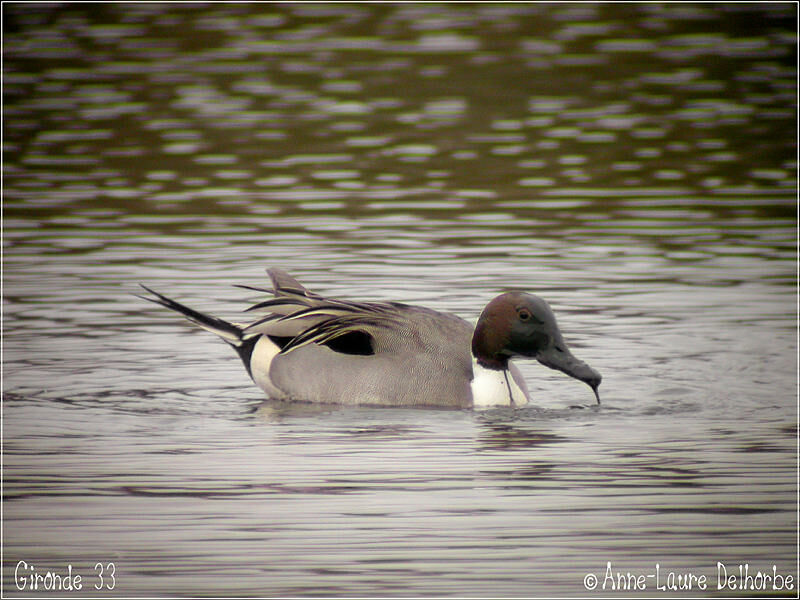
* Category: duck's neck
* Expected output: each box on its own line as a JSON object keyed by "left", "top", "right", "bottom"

{"left": 473, "top": 353, "right": 508, "bottom": 370}
{"left": 471, "top": 319, "right": 509, "bottom": 370}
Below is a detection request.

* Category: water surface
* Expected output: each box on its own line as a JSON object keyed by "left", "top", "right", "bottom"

{"left": 3, "top": 3, "right": 796, "bottom": 597}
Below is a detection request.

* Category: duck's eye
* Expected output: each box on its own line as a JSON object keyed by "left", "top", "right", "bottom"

{"left": 518, "top": 308, "right": 532, "bottom": 322}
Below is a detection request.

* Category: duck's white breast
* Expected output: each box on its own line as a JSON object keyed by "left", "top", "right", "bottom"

{"left": 470, "top": 358, "right": 529, "bottom": 409}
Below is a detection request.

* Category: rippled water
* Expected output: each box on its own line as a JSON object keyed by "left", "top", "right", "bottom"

{"left": 3, "top": 3, "right": 796, "bottom": 597}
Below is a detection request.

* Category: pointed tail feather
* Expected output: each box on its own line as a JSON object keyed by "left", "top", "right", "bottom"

{"left": 137, "top": 285, "right": 243, "bottom": 346}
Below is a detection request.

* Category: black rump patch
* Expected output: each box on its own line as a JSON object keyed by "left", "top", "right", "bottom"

{"left": 324, "top": 330, "right": 374, "bottom": 356}
{"left": 236, "top": 335, "right": 262, "bottom": 379}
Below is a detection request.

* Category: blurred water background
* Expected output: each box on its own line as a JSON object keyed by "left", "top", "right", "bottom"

{"left": 3, "top": 3, "right": 797, "bottom": 597}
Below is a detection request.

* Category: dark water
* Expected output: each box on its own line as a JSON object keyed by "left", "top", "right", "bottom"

{"left": 3, "top": 3, "right": 796, "bottom": 597}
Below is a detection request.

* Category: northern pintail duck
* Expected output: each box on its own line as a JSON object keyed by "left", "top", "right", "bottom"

{"left": 140, "top": 268, "right": 601, "bottom": 409}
